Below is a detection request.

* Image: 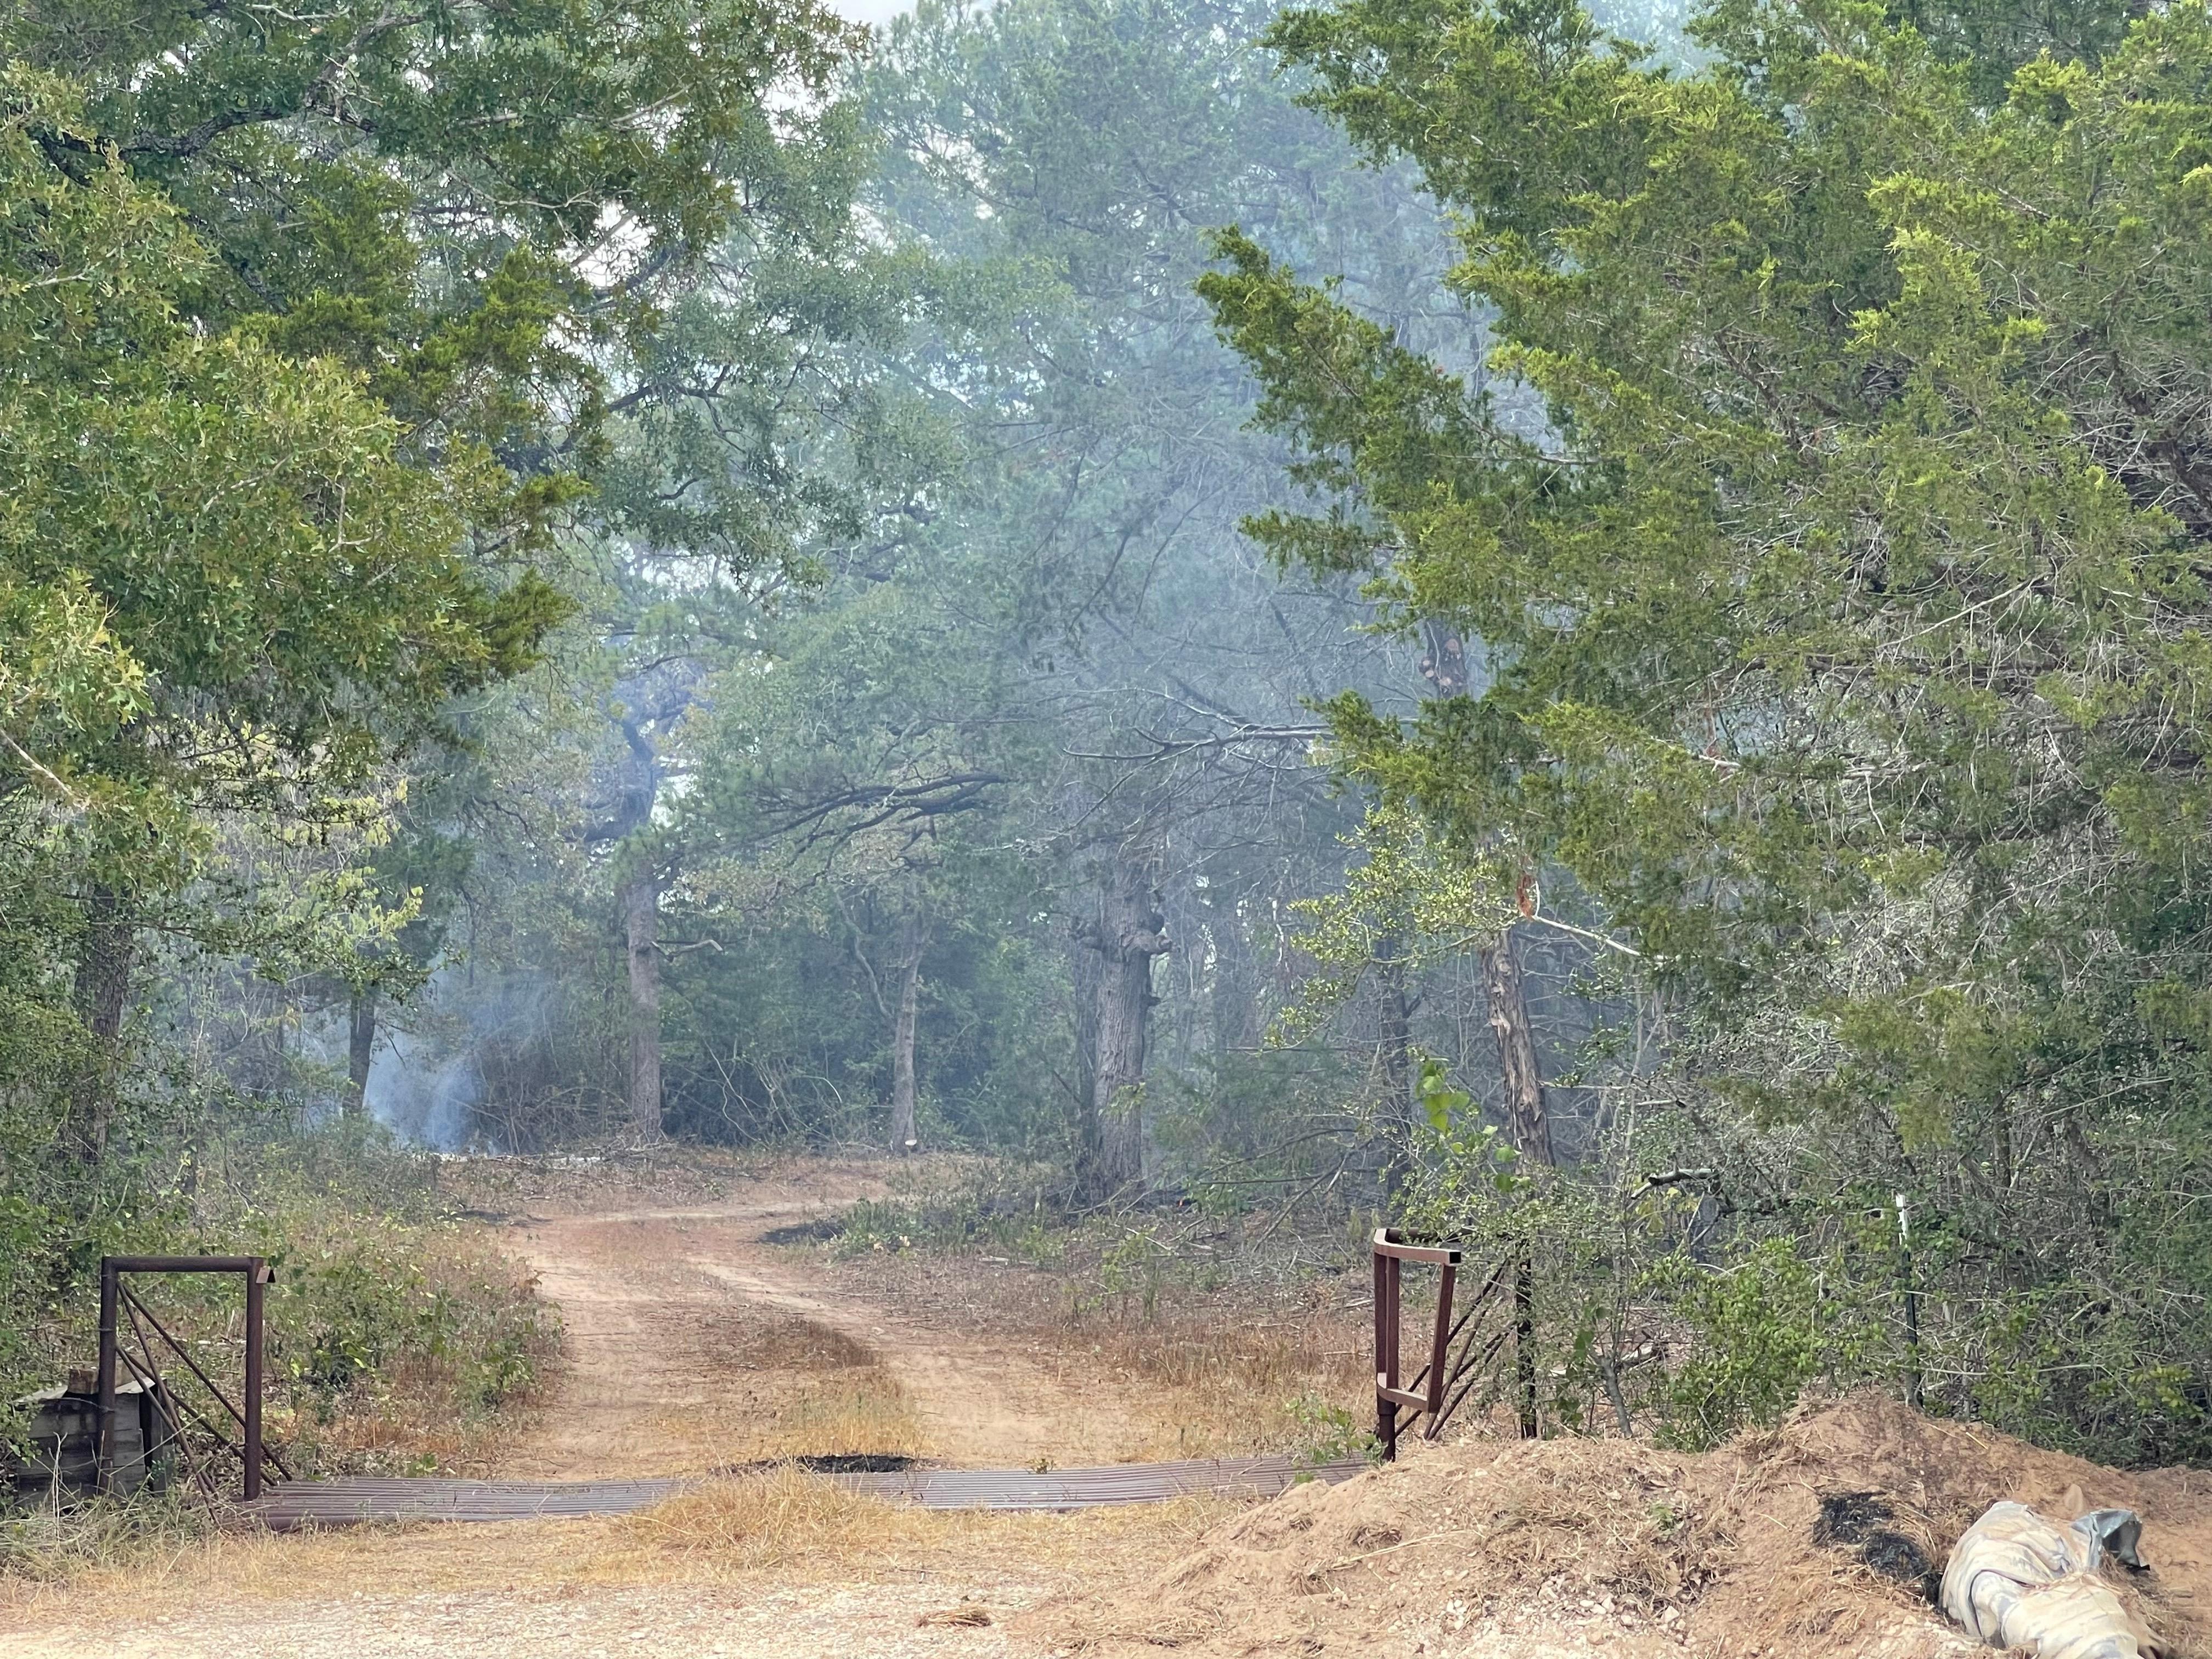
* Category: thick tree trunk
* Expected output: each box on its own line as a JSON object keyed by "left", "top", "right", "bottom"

{"left": 889, "top": 913, "right": 927, "bottom": 1154}
{"left": 67, "top": 885, "right": 136, "bottom": 1162}
{"left": 1482, "top": 926, "right": 1552, "bottom": 1167}
{"left": 1076, "top": 855, "right": 1169, "bottom": 1201}
{"left": 346, "top": 988, "right": 377, "bottom": 1120}
{"left": 623, "top": 872, "right": 662, "bottom": 1141}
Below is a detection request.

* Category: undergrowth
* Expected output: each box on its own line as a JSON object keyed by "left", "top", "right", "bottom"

{"left": 0, "top": 1482, "right": 211, "bottom": 1583}
{"left": 831, "top": 1192, "right": 1068, "bottom": 1265}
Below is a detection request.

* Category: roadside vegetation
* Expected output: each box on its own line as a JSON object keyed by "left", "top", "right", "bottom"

{"left": 2, "top": 1125, "right": 552, "bottom": 1577}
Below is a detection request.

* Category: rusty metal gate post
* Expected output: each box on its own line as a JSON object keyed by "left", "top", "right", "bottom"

{"left": 1372, "top": 1231, "right": 1467, "bottom": 1461}
{"left": 1373, "top": 1234, "right": 1398, "bottom": 1459}
{"left": 94, "top": 1257, "right": 119, "bottom": 1492}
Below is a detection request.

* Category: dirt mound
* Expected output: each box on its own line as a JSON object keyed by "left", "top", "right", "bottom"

{"left": 1028, "top": 1395, "right": 2212, "bottom": 1657}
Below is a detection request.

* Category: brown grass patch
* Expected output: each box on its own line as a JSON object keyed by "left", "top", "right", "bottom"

{"left": 831, "top": 1246, "right": 1374, "bottom": 1463}
{"left": 583, "top": 1472, "right": 1244, "bottom": 1589}
{"left": 738, "top": 1314, "right": 877, "bottom": 1373}
{"left": 751, "top": 1367, "right": 934, "bottom": 1463}
{"left": 919, "top": 1602, "right": 995, "bottom": 1626}
{"left": 1068, "top": 1306, "right": 1372, "bottom": 1458}
{"left": 605, "top": 1468, "right": 949, "bottom": 1576}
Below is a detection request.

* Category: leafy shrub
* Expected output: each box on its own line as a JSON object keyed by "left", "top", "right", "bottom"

{"left": 1, "top": 1121, "right": 556, "bottom": 1515}
{"left": 1655, "top": 1240, "right": 1821, "bottom": 1451}
{"left": 1285, "top": 1391, "right": 1382, "bottom": 1467}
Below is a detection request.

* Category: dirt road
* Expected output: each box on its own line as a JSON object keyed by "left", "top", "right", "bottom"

{"left": 12, "top": 1159, "right": 2070, "bottom": 1659}
{"left": 498, "top": 1161, "right": 1142, "bottom": 1476}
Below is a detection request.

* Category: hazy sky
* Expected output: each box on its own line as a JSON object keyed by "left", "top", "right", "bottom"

{"left": 827, "top": 0, "right": 912, "bottom": 27}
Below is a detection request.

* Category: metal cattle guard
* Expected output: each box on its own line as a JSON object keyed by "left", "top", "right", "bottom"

{"left": 97, "top": 1255, "right": 281, "bottom": 1502}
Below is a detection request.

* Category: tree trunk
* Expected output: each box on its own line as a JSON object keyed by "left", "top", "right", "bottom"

{"left": 346, "top": 987, "right": 377, "bottom": 1121}
{"left": 623, "top": 871, "right": 662, "bottom": 1141}
{"left": 610, "top": 709, "right": 664, "bottom": 1143}
{"left": 1482, "top": 926, "right": 1552, "bottom": 1167}
{"left": 889, "top": 913, "right": 928, "bottom": 1154}
{"left": 1077, "top": 854, "right": 1170, "bottom": 1200}
{"left": 1375, "top": 935, "right": 1417, "bottom": 1191}
{"left": 1069, "top": 910, "right": 1104, "bottom": 1174}
{"left": 67, "top": 885, "right": 136, "bottom": 1162}
{"left": 1481, "top": 922, "right": 1550, "bottom": 1440}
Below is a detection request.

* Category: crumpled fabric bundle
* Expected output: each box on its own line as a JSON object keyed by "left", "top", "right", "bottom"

{"left": 1940, "top": 1499, "right": 2157, "bottom": 1659}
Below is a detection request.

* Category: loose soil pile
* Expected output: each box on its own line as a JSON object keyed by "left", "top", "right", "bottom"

{"left": 1030, "top": 1394, "right": 2212, "bottom": 1657}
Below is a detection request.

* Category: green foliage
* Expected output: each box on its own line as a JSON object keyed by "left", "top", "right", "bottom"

{"left": 1205, "top": 0, "right": 2212, "bottom": 1460}
{"left": 608, "top": 0, "right": 1459, "bottom": 1175}
{"left": 1, "top": 0, "right": 881, "bottom": 1160}
{"left": 1405, "top": 1058, "right": 1525, "bottom": 1191}
{"left": 0, "top": 57, "right": 583, "bottom": 1178}
{"left": 1279, "top": 807, "right": 1518, "bottom": 1044}
{"left": 1, "top": 1120, "right": 553, "bottom": 1503}
{"left": 266, "top": 1221, "right": 550, "bottom": 1420}
{"left": 1651, "top": 1242, "right": 1821, "bottom": 1451}
{"left": 1285, "top": 1391, "right": 1384, "bottom": 1466}
{"left": 10, "top": 0, "right": 870, "bottom": 545}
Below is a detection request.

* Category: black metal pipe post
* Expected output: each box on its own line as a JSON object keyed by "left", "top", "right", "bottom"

{"left": 1514, "top": 1248, "right": 1538, "bottom": 1440}
{"left": 244, "top": 1261, "right": 266, "bottom": 1500}
{"left": 95, "top": 1258, "right": 119, "bottom": 1491}
{"left": 1373, "top": 1235, "right": 1398, "bottom": 1460}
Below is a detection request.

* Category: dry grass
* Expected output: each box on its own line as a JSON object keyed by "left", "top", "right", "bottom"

{"left": 751, "top": 1366, "right": 934, "bottom": 1463}
{"left": 430, "top": 1145, "right": 769, "bottom": 1218}
{"left": 588, "top": 1470, "right": 1243, "bottom": 1589}
{"left": 622, "top": 1307, "right": 928, "bottom": 1468}
{"left": 1073, "top": 1307, "right": 1373, "bottom": 1457}
{"left": 738, "top": 1313, "right": 877, "bottom": 1372}
{"left": 0, "top": 1489, "right": 214, "bottom": 1590}
{"left": 431, "top": 1147, "right": 992, "bottom": 1223}
{"left": 597, "top": 1469, "right": 953, "bottom": 1578}
{"left": 844, "top": 1248, "right": 1375, "bottom": 1462}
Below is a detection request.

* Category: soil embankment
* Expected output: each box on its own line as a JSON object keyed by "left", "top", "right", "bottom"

{"left": 1035, "top": 1392, "right": 2212, "bottom": 1659}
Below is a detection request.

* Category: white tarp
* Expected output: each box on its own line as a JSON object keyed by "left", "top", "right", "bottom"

{"left": 1939, "top": 1499, "right": 2158, "bottom": 1659}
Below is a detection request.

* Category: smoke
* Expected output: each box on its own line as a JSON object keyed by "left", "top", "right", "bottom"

{"left": 363, "top": 967, "right": 563, "bottom": 1152}
{"left": 364, "top": 1024, "right": 483, "bottom": 1150}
